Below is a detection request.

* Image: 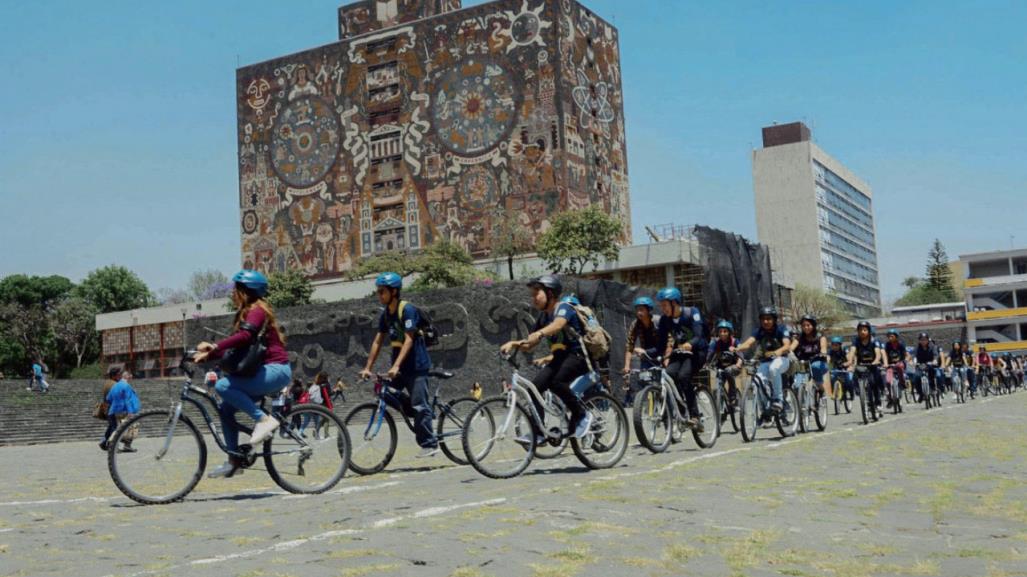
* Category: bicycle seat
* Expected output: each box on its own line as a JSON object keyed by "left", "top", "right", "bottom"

{"left": 429, "top": 369, "right": 454, "bottom": 380}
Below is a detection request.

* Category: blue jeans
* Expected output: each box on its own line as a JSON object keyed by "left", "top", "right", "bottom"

{"left": 810, "top": 360, "right": 828, "bottom": 383}
{"left": 757, "top": 357, "right": 790, "bottom": 404}
{"left": 393, "top": 372, "right": 437, "bottom": 449}
{"left": 215, "top": 363, "right": 292, "bottom": 453}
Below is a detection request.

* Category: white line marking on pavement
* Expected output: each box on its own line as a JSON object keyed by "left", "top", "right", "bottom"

{"left": 106, "top": 497, "right": 508, "bottom": 577}
{"left": 0, "top": 496, "right": 111, "bottom": 507}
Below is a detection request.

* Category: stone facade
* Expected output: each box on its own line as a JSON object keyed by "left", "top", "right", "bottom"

{"left": 236, "top": 0, "right": 630, "bottom": 279}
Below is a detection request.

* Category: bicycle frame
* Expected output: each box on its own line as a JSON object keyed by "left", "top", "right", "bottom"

{"left": 366, "top": 376, "right": 462, "bottom": 442}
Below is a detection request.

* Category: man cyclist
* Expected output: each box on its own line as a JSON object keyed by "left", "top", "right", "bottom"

{"left": 736, "top": 306, "right": 792, "bottom": 413}
{"left": 499, "top": 275, "right": 593, "bottom": 440}
{"left": 653, "top": 287, "right": 707, "bottom": 428}
{"left": 913, "top": 332, "right": 940, "bottom": 403}
{"left": 882, "top": 329, "right": 909, "bottom": 409}
{"left": 708, "top": 320, "right": 743, "bottom": 402}
{"left": 622, "top": 296, "right": 661, "bottom": 405}
{"left": 847, "top": 321, "right": 884, "bottom": 419}
{"left": 360, "top": 272, "right": 439, "bottom": 458}
{"left": 943, "top": 340, "right": 970, "bottom": 399}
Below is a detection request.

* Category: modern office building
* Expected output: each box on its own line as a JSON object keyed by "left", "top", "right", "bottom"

{"left": 236, "top": 0, "right": 630, "bottom": 279}
{"left": 752, "top": 122, "right": 882, "bottom": 317}
{"left": 960, "top": 247, "right": 1027, "bottom": 353}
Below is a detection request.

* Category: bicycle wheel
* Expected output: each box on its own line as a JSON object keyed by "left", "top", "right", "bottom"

{"left": 535, "top": 395, "right": 569, "bottom": 460}
{"left": 921, "top": 376, "right": 932, "bottom": 409}
{"left": 437, "top": 397, "right": 483, "bottom": 466}
{"left": 797, "top": 384, "right": 811, "bottom": 434}
{"left": 572, "top": 391, "right": 629, "bottom": 469}
{"left": 344, "top": 402, "right": 397, "bottom": 475}
{"left": 726, "top": 387, "right": 740, "bottom": 434}
{"left": 857, "top": 377, "right": 870, "bottom": 425}
{"left": 632, "top": 384, "right": 672, "bottom": 453}
{"left": 739, "top": 383, "right": 759, "bottom": 443}
{"left": 462, "top": 396, "right": 535, "bottom": 479}
{"left": 691, "top": 388, "right": 719, "bottom": 449}
{"left": 265, "top": 404, "right": 350, "bottom": 494}
{"left": 776, "top": 387, "right": 799, "bottom": 438}
{"left": 108, "top": 409, "right": 206, "bottom": 505}
{"left": 814, "top": 388, "right": 829, "bottom": 431}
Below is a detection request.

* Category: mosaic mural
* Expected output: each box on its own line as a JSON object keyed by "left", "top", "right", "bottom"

{"left": 237, "top": 0, "right": 630, "bottom": 278}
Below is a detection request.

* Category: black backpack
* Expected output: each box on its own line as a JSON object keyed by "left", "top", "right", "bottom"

{"left": 398, "top": 301, "right": 440, "bottom": 348}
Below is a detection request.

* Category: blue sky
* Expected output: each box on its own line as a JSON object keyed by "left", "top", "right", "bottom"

{"left": 1, "top": 0, "right": 1024, "bottom": 304}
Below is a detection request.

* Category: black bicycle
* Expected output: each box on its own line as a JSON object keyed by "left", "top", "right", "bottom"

{"left": 107, "top": 352, "right": 351, "bottom": 505}
{"left": 344, "top": 370, "right": 483, "bottom": 475}
{"left": 854, "top": 365, "right": 882, "bottom": 425}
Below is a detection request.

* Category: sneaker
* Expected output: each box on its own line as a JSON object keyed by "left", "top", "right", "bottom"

{"left": 770, "top": 401, "right": 784, "bottom": 413}
{"left": 99, "top": 441, "right": 109, "bottom": 451}
{"left": 117, "top": 446, "right": 137, "bottom": 453}
{"left": 249, "top": 417, "right": 280, "bottom": 445}
{"left": 573, "top": 413, "right": 594, "bottom": 439}
{"left": 208, "top": 460, "right": 242, "bottom": 479}
{"left": 415, "top": 446, "right": 439, "bottom": 458}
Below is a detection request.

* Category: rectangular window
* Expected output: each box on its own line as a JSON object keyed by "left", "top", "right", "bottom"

{"left": 367, "top": 62, "right": 399, "bottom": 90}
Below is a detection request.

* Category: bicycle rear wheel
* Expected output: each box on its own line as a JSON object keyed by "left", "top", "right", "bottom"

{"left": 632, "top": 385, "right": 672, "bottom": 453}
{"left": 572, "top": 391, "right": 629, "bottom": 469}
{"left": 265, "top": 404, "right": 350, "bottom": 494}
{"left": 739, "top": 382, "right": 759, "bottom": 442}
{"left": 813, "top": 388, "right": 828, "bottom": 431}
{"left": 344, "top": 402, "right": 397, "bottom": 475}
{"left": 462, "top": 396, "right": 536, "bottom": 479}
{"left": 858, "top": 377, "right": 870, "bottom": 425}
{"left": 108, "top": 410, "right": 206, "bottom": 505}
{"left": 437, "top": 397, "right": 482, "bottom": 466}
{"left": 692, "top": 388, "right": 719, "bottom": 448}
{"left": 776, "top": 387, "right": 799, "bottom": 438}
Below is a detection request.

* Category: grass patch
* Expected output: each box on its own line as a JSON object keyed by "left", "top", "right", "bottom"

{"left": 325, "top": 548, "right": 383, "bottom": 560}
{"left": 339, "top": 564, "right": 402, "bottom": 577}
{"left": 450, "top": 568, "right": 488, "bottom": 577}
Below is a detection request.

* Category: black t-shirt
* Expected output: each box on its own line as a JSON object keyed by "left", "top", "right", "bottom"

{"left": 949, "top": 348, "right": 967, "bottom": 367}
{"left": 794, "top": 332, "right": 823, "bottom": 360}
{"left": 884, "top": 341, "right": 906, "bottom": 364}
{"left": 752, "top": 325, "right": 790, "bottom": 361}
{"left": 851, "top": 337, "right": 879, "bottom": 366}
{"left": 914, "top": 344, "right": 938, "bottom": 364}
{"left": 828, "top": 347, "right": 847, "bottom": 369}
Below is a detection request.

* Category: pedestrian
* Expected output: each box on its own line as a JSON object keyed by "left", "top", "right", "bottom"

{"left": 103, "top": 367, "right": 141, "bottom": 452}
{"left": 471, "top": 382, "right": 483, "bottom": 401}
{"left": 289, "top": 378, "right": 306, "bottom": 431}
{"left": 331, "top": 377, "right": 348, "bottom": 404}
{"left": 299, "top": 377, "right": 325, "bottom": 438}
{"left": 99, "top": 367, "right": 120, "bottom": 450}
{"left": 30, "top": 357, "right": 50, "bottom": 393}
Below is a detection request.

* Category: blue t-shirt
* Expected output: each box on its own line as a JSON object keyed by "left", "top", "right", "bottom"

{"left": 534, "top": 302, "right": 584, "bottom": 354}
{"left": 751, "top": 325, "right": 791, "bottom": 360}
{"left": 658, "top": 307, "right": 706, "bottom": 355}
{"left": 106, "top": 379, "right": 141, "bottom": 415}
{"left": 378, "top": 302, "right": 432, "bottom": 376}
{"left": 32, "top": 363, "right": 43, "bottom": 377}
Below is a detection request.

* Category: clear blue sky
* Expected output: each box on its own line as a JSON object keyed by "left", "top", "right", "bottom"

{"left": 2, "top": 0, "right": 1024, "bottom": 304}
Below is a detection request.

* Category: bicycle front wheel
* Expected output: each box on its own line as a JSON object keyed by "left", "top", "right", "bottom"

{"left": 739, "top": 383, "right": 759, "bottom": 443}
{"left": 691, "top": 388, "right": 719, "bottom": 448}
{"left": 108, "top": 409, "right": 206, "bottom": 505}
{"left": 797, "top": 384, "right": 811, "bottom": 434}
{"left": 265, "top": 404, "right": 350, "bottom": 494}
{"left": 437, "top": 397, "right": 483, "bottom": 466}
{"left": 462, "top": 396, "right": 536, "bottom": 479}
{"left": 572, "top": 391, "right": 629, "bottom": 469}
{"left": 632, "top": 385, "right": 672, "bottom": 453}
{"left": 813, "top": 388, "right": 829, "bottom": 431}
{"left": 344, "top": 402, "right": 397, "bottom": 475}
{"left": 776, "top": 387, "right": 799, "bottom": 438}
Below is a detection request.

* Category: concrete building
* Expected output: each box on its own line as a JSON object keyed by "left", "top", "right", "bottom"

{"left": 752, "top": 122, "right": 882, "bottom": 317}
{"left": 236, "top": 0, "right": 630, "bottom": 280}
{"left": 960, "top": 247, "right": 1027, "bottom": 353}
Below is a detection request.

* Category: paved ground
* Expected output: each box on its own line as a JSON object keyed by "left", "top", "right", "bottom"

{"left": 1, "top": 392, "right": 1025, "bottom": 577}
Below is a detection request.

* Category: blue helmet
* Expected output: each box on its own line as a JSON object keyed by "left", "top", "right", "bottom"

{"left": 715, "top": 320, "right": 734, "bottom": 332}
{"left": 831, "top": 336, "right": 843, "bottom": 345}
{"left": 633, "top": 296, "right": 655, "bottom": 310}
{"left": 656, "top": 287, "right": 682, "bottom": 304}
{"left": 560, "top": 294, "right": 581, "bottom": 306}
{"left": 887, "top": 328, "right": 899, "bottom": 336}
{"left": 232, "top": 270, "right": 269, "bottom": 297}
{"left": 375, "top": 272, "right": 403, "bottom": 289}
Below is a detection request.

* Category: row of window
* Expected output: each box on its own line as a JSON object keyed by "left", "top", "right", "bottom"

{"left": 813, "top": 160, "right": 871, "bottom": 211}
{"left": 816, "top": 183, "right": 873, "bottom": 230}
{"left": 823, "top": 271, "right": 881, "bottom": 305}
{"left": 822, "top": 248, "right": 879, "bottom": 286}
{"left": 819, "top": 226, "right": 877, "bottom": 266}
{"left": 817, "top": 205, "right": 876, "bottom": 248}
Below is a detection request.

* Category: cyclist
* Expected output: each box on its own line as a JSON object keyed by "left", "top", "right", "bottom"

{"left": 913, "top": 332, "right": 940, "bottom": 402}
{"left": 622, "top": 296, "right": 661, "bottom": 405}
{"left": 193, "top": 270, "right": 292, "bottom": 478}
{"left": 973, "top": 345, "right": 994, "bottom": 392}
{"left": 360, "top": 272, "right": 439, "bottom": 457}
{"left": 655, "top": 287, "right": 707, "bottom": 428}
{"left": 827, "top": 336, "right": 851, "bottom": 399}
{"left": 736, "top": 306, "right": 792, "bottom": 413}
{"left": 943, "top": 340, "right": 970, "bottom": 399}
{"left": 790, "top": 315, "right": 831, "bottom": 398}
{"left": 846, "top": 321, "right": 884, "bottom": 419}
{"left": 499, "top": 275, "right": 593, "bottom": 439}
{"left": 882, "top": 329, "right": 909, "bottom": 409}
{"left": 708, "top": 320, "right": 743, "bottom": 401}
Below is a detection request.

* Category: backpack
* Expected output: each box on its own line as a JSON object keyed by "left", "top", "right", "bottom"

{"left": 398, "top": 301, "right": 440, "bottom": 348}
{"left": 565, "top": 303, "right": 612, "bottom": 360}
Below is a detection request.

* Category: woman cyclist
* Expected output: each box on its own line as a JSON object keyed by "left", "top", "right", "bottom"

{"left": 193, "top": 270, "right": 292, "bottom": 478}
{"left": 791, "top": 315, "right": 831, "bottom": 399}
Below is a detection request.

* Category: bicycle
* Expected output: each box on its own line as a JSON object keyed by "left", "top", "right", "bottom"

{"left": 914, "top": 364, "right": 938, "bottom": 410}
{"left": 831, "top": 369, "right": 852, "bottom": 415}
{"left": 739, "top": 358, "right": 798, "bottom": 442}
{"left": 461, "top": 352, "right": 628, "bottom": 479}
{"left": 949, "top": 367, "right": 967, "bottom": 404}
{"left": 794, "top": 359, "right": 828, "bottom": 433}
{"left": 883, "top": 364, "right": 904, "bottom": 415}
{"left": 632, "top": 351, "right": 719, "bottom": 453}
{"left": 711, "top": 353, "right": 742, "bottom": 435}
{"left": 853, "top": 365, "right": 882, "bottom": 425}
{"left": 107, "top": 352, "right": 351, "bottom": 505}
{"left": 344, "top": 370, "right": 484, "bottom": 475}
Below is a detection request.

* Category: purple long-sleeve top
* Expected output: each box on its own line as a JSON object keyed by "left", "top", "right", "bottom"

{"left": 211, "top": 306, "right": 289, "bottom": 365}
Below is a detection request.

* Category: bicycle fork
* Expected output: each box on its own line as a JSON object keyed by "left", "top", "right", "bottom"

{"left": 157, "top": 402, "right": 185, "bottom": 460}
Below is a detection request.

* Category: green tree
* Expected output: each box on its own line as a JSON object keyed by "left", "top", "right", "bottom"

{"left": 345, "top": 251, "right": 422, "bottom": 282}
{"left": 925, "top": 239, "right": 956, "bottom": 298}
{"left": 188, "top": 269, "right": 231, "bottom": 301}
{"left": 537, "top": 206, "right": 623, "bottom": 275}
{"left": 490, "top": 208, "right": 533, "bottom": 280}
{"left": 51, "top": 297, "right": 100, "bottom": 369}
{"left": 895, "top": 281, "right": 954, "bottom": 307}
{"left": 787, "top": 284, "right": 850, "bottom": 331}
{"left": 76, "top": 265, "right": 155, "bottom": 313}
{"left": 266, "top": 269, "right": 314, "bottom": 309}
{"left": 0, "top": 274, "right": 74, "bottom": 308}
{"left": 156, "top": 287, "right": 191, "bottom": 305}
{"left": 411, "top": 240, "right": 494, "bottom": 290}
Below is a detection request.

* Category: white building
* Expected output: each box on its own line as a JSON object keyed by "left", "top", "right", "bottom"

{"left": 752, "top": 122, "right": 881, "bottom": 317}
{"left": 960, "top": 247, "right": 1027, "bottom": 353}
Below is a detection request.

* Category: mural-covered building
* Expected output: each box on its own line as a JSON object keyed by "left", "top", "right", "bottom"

{"left": 236, "top": 0, "right": 630, "bottom": 278}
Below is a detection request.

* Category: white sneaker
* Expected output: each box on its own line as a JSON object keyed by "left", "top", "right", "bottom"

{"left": 249, "top": 417, "right": 280, "bottom": 445}
{"left": 574, "top": 413, "right": 594, "bottom": 439}
{"left": 415, "top": 446, "right": 439, "bottom": 458}
{"left": 208, "top": 460, "right": 242, "bottom": 479}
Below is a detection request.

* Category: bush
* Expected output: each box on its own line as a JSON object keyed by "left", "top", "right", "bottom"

{"left": 69, "top": 363, "right": 103, "bottom": 379}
